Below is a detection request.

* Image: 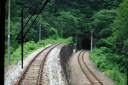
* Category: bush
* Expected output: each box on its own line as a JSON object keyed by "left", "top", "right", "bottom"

{"left": 90, "top": 47, "right": 127, "bottom": 85}
{"left": 4, "top": 37, "right": 73, "bottom": 67}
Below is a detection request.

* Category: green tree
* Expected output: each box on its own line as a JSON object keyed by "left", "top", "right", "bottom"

{"left": 92, "top": 9, "right": 117, "bottom": 38}
{"left": 110, "top": 0, "right": 128, "bottom": 58}
{"left": 90, "top": 9, "right": 117, "bottom": 47}
{"left": 112, "top": 0, "right": 128, "bottom": 42}
{"left": 58, "top": 11, "right": 78, "bottom": 38}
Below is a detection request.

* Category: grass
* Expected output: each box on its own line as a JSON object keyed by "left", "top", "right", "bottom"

{"left": 65, "top": 63, "right": 73, "bottom": 85}
{"left": 65, "top": 63, "right": 70, "bottom": 76}
{"left": 90, "top": 47, "right": 127, "bottom": 85}
{"left": 4, "top": 37, "right": 73, "bottom": 67}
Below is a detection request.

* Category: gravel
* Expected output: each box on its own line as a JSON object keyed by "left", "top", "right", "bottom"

{"left": 69, "top": 50, "right": 115, "bottom": 85}
{"left": 4, "top": 45, "right": 51, "bottom": 85}
{"left": 4, "top": 44, "right": 72, "bottom": 85}
{"left": 46, "top": 44, "right": 68, "bottom": 85}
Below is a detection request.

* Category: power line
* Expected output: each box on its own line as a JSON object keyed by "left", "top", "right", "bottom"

{"left": 22, "top": 0, "right": 49, "bottom": 39}
{"left": 16, "top": 0, "right": 44, "bottom": 40}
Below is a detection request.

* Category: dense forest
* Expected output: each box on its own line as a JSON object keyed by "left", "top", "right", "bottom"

{"left": 5, "top": 0, "right": 127, "bottom": 85}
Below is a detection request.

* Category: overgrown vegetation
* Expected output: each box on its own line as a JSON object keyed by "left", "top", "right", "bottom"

{"left": 4, "top": 37, "right": 73, "bottom": 67}
{"left": 90, "top": 47, "right": 127, "bottom": 85}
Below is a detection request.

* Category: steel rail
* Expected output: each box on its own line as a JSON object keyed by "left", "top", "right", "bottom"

{"left": 37, "top": 43, "right": 60, "bottom": 85}
{"left": 82, "top": 51, "right": 104, "bottom": 85}
{"left": 78, "top": 50, "right": 95, "bottom": 85}
{"left": 78, "top": 50, "right": 104, "bottom": 85}
{"left": 16, "top": 43, "right": 58, "bottom": 85}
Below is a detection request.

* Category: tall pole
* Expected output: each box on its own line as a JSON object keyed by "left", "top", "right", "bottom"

{"left": 90, "top": 29, "right": 95, "bottom": 53}
{"left": 21, "top": 9, "right": 23, "bottom": 69}
{"left": 74, "top": 31, "right": 77, "bottom": 52}
{"left": 39, "top": 18, "right": 41, "bottom": 46}
{"left": 8, "top": 0, "right": 11, "bottom": 65}
{"left": 91, "top": 31, "right": 93, "bottom": 52}
{"left": 126, "top": 62, "right": 128, "bottom": 85}
{"left": 76, "top": 33, "right": 77, "bottom": 52}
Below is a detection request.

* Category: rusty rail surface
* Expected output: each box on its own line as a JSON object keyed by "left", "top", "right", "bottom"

{"left": 16, "top": 43, "right": 60, "bottom": 85}
{"left": 78, "top": 50, "right": 104, "bottom": 85}
{"left": 37, "top": 43, "right": 60, "bottom": 85}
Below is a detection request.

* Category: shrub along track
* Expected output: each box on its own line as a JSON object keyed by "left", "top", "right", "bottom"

{"left": 15, "top": 43, "right": 60, "bottom": 85}
{"left": 78, "top": 50, "right": 104, "bottom": 85}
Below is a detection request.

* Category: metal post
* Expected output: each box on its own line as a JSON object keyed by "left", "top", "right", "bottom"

{"left": 39, "top": 18, "right": 41, "bottom": 46}
{"left": 21, "top": 9, "right": 23, "bottom": 69}
{"left": 127, "top": 63, "right": 128, "bottom": 85}
{"left": 90, "top": 29, "right": 95, "bottom": 53}
{"left": 76, "top": 33, "right": 77, "bottom": 52}
{"left": 91, "top": 32, "right": 93, "bottom": 52}
{"left": 74, "top": 32, "right": 77, "bottom": 52}
{"left": 7, "top": 0, "right": 11, "bottom": 65}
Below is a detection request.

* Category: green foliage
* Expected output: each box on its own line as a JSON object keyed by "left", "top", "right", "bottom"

{"left": 104, "top": 69, "right": 126, "bottom": 85}
{"left": 24, "top": 41, "right": 39, "bottom": 53}
{"left": 4, "top": 37, "right": 73, "bottom": 67}
{"left": 107, "top": 0, "right": 128, "bottom": 57}
{"left": 123, "top": 39, "right": 128, "bottom": 55}
{"left": 49, "top": 27, "right": 59, "bottom": 39}
{"left": 111, "top": 0, "right": 128, "bottom": 42}
{"left": 91, "top": 9, "right": 117, "bottom": 39}
{"left": 55, "top": 11, "right": 78, "bottom": 38}
{"left": 92, "top": 6, "right": 128, "bottom": 82}
{"left": 5, "top": 0, "right": 124, "bottom": 51}
{"left": 41, "top": 22, "right": 51, "bottom": 38}
{"left": 5, "top": 20, "right": 19, "bottom": 56}
{"left": 90, "top": 48, "right": 127, "bottom": 85}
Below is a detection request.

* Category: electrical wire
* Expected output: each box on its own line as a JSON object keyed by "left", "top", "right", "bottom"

{"left": 22, "top": 0, "right": 49, "bottom": 39}
{"left": 16, "top": 0, "right": 44, "bottom": 40}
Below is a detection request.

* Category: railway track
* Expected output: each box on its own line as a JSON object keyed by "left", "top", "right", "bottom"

{"left": 15, "top": 43, "right": 60, "bottom": 85}
{"left": 78, "top": 50, "right": 104, "bottom": 85}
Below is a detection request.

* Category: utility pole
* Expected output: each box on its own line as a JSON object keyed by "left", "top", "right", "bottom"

{"left": 8, "top": 0, "right": 11, "bottom": 65}
{"left": 127, "top": 68, "right": 128, "bottom": 85}
{"left": 126, "top": 62, "right": 128, "bottom": 85}
{"left": 21, "top": 9, "right": 23, "bottom": 69}
{"left": 90, "top": 29, "right": 95, "bottom": 53}
{"left": 39, "top": 18, "right": 42, "bottom": 46}
{"left": 75, "top": 32, "right": 77, "bottom": 52}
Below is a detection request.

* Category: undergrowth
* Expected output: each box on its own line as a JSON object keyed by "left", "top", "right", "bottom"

{"left": 4, "top": 37, "right": 73, "bottom": 67}
{"left": 90, "top": 47, "right": 127, "bottom": 85}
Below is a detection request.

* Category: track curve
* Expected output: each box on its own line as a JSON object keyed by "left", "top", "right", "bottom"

{"left": 16, "top": 43, "right": 60, "bottom": 85}
{"left": 78, "top": 50, "right": 104, "bottom": 85}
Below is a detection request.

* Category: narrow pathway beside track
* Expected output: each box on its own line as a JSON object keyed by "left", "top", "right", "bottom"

{"left": 69, "top": 50, "right": 115, "bottom": 85}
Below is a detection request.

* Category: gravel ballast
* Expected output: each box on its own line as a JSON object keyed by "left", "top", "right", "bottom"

{"left": 41, "top": 44, "right": 73, "bottom": 85}
{"left": 4, "top": 44, "right": 73, "bottom": 85}
{"left": 4, "top": 45, "right": 51, "bottom": 85}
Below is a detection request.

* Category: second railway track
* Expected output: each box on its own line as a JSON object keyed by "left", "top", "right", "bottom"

{"left": 78, "top": 50, "right": 104, "bottom": 85}
{"left": 16, "top": 43, "right": 60, "bottom": 85}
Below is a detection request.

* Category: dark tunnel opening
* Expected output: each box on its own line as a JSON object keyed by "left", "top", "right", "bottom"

{"left": 78, "top": 38, "right": 91, "bottom": 50}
